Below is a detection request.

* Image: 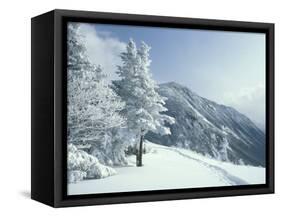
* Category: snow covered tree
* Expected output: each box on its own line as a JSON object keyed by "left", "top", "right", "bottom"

{"left": 113, "top": 39, "right": 175, "bottom": 166}
{"left": 67, "top": 23, "right": 126, "bottom": 166}
{"left": 96, "top": 128, "right": 132, "bottom": 166}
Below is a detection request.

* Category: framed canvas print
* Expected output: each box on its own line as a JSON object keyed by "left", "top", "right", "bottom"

{"left": 31, "top": 9, "right": 274, "bottom": 207}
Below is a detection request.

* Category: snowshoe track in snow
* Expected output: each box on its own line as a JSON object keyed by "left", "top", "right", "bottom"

{"left": 156, "top": 145, "right": 248, "bottom": 185}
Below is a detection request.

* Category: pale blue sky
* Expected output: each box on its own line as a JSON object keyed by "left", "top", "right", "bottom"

{"left": 78, "top": 23, "right": 266, "bottom": 127}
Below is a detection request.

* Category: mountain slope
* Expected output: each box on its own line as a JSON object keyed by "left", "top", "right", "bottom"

{"left": 146, "top": 82, "right": 265, "bottom": 166}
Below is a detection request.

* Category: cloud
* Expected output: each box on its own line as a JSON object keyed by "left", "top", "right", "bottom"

{"left": 223, "top": 84, "right": 265, "bottom": 129}
{"left": 79, "top": 24, "right": 126, "bottom": 80}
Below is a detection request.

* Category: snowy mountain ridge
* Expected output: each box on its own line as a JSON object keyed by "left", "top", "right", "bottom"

{"left": 146, "top": 82, "right": 265, "bottom": 167}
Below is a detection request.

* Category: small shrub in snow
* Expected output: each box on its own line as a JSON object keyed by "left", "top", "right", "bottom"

{"left": 68, "top": 144, "right": 117, "bottom": 183}
{"left": 68, "top": 170, "right": 87, "bottom": 183}
{"left": 68, "top": 143, "right": 98, "bottom": 171}
{"left": 143, "top": 142, "right": 153, "bottom": 154}
{"left": 87, "top": 162, "right": 117, "bottom": 179}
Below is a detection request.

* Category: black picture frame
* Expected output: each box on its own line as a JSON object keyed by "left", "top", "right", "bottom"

{"left": 31, "top": 9, "right": 274, "bottom": 207}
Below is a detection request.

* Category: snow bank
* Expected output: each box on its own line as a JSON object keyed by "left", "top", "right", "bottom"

{"left": 68, "top": 144, "right": 116, "bottom": 183}
{"left": 68, "top": 141, "right": 265, "bottom": 195}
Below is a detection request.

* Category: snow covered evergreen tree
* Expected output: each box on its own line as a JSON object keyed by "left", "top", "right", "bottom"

{"left": 67, "top": 23, "right": 126, "bottom": 167}
{"left": 113, "top": 39, "right": 175, "bottom": 166}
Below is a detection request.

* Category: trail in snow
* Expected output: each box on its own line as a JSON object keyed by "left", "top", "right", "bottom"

{"left": 68, "top": 142, "right": 265, "bottom": 195}
{"left": 156, "top": 145, "right": 248, "bottom": 185}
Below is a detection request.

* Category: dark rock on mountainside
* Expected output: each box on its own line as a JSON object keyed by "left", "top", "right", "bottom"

{"left": 145, "top": 82, "right": 265, "bottom": 166}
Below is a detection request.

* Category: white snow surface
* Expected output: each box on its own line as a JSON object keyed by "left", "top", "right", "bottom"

{"left": 68, "top": 141, "right": 265, "bottom": 195}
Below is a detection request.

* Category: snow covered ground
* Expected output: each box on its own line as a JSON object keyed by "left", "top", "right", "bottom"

{"left": 68, "top": 141, "right": 265, "bottom": 195}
